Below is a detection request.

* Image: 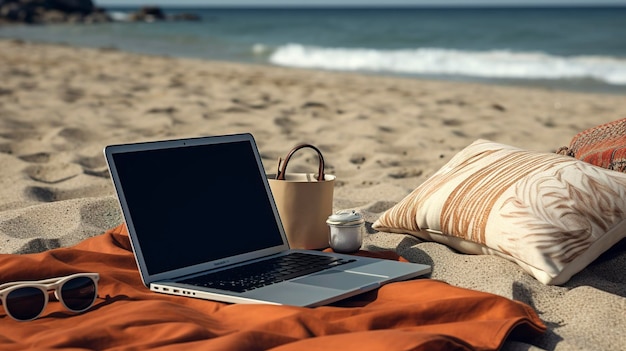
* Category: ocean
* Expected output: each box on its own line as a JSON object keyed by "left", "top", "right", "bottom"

{"left": 2, "top": 6, "right": 626, "bottom": 94}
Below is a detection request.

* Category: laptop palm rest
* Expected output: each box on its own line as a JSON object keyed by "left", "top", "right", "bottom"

{"left": 292, "top": 270, "right": 383, "bottom": 290}
{"left": 242, "top": 271, "right": 382, "bottom": 307}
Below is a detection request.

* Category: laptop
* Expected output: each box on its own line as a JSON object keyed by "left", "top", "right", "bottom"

{"left": 104, "top": 133, "right": 431, "bottom": 307}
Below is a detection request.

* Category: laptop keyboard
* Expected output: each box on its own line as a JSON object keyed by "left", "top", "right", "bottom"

{"left": 180, "top": 252, "right": 356, "bottom": 293}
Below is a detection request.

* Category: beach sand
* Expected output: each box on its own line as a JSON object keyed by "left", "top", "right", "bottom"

{"left": 1, "top": 38, "right": 625, "bottom": 350}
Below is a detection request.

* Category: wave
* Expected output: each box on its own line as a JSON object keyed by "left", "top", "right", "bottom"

{"left": 108, "top": 11, "right": 131, "bottom": 21}
{"left": 268, "top": 44, "right": 626, "bottom": 85}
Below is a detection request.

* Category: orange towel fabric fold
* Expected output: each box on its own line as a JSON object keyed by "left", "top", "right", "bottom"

{"left": 0, "top": 224, "right": 545, "bottom": 351}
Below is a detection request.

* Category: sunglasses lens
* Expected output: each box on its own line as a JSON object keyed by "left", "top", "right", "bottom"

{"left": 6, "top": 287, "right": 45, "bottom": 321}
{"left": 61, "top": 277, "right": 96, "bottom": 312}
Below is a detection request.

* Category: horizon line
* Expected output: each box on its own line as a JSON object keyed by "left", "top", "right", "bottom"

{"left": 98, "top": 4, "right": 626, "bottom": 9}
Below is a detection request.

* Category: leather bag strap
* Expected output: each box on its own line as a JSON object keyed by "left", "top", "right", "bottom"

{"left": 275, "top": 144, "right": 325, "bottom": 181}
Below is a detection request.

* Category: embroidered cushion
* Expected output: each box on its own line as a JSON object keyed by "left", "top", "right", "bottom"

{"left": 373, "top": 139, "right": 626, "bottom": 285}
{"left": 557, "top": 118, "right": 626, "bottom": 172}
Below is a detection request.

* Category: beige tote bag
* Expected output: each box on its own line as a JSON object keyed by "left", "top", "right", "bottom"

{"left": 268, "top": 144, "right": 335, "bottom": 250}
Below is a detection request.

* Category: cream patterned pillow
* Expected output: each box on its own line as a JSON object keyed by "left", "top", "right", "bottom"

{"left": 373, "top": 139, "right": 626, "bottom": 285}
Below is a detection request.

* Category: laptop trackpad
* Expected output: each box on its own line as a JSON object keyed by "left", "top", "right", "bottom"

{"left": 292, "top": 270, "right": 382, "bottom": 290}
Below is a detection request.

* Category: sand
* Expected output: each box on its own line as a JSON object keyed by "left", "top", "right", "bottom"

{"left": 1, "top": 38, "right": 625, "bottom": 350}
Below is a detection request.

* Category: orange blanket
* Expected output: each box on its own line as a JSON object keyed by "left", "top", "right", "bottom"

{"left": 0, "top": 225, "right": 545, "bottom": 350}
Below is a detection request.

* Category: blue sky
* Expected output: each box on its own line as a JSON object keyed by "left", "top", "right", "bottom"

{"left": 97, "top": 0, "right": 626, "bottom": 7}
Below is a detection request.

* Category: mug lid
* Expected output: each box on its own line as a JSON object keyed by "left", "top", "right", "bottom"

{"left": 326, "top": 210, "right": 364, "bottom": 226}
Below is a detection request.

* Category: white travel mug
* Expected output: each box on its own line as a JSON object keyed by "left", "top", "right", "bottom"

{"left": 326, "top": 210, "right": 365, "bottom": 253}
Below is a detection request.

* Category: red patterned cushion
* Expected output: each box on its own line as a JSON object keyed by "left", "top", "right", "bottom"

{"left": 558, "top": 118, "right": 626, "bottom": 172}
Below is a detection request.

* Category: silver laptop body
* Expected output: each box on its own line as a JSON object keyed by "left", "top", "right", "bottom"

{"left": 104, "top": 133, "right": 431, "bottom": 307}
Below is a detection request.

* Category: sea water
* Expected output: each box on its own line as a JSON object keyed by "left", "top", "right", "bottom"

{"left": 1, "top": 6, "right": 625, "bottom": 93}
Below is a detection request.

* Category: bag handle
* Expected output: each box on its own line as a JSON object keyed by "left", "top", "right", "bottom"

{"left": 275, "top": 143, "right": 325, "bottom": 181}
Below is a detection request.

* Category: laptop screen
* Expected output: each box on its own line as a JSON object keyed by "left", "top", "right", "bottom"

{"left": 110, "top": 139, "right": 284, "bottom": 275}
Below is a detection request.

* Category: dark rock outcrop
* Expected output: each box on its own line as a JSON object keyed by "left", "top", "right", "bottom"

{"left": 128, "top": 6, "right": 202, "bottom": 22}
{"left": 0, "top": 0, "right": 111, "bottom": 24}
{"left": 128, "top": 6, "right": 165, "bottom": 22}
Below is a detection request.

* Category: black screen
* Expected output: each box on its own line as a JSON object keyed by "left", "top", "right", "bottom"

{"left": 112, "top": 140, "right": 284, "bottom": 275}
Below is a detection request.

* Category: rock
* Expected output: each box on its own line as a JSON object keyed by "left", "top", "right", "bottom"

{"left": 128, "top": 6, "right": 166, "bottom": 22}
{"left": 127, "top": 6, "right": 202, "bottom": 22}
{"left": 0, "top": 0, "right": 111, "bottom": 24}
{"left": 47, "top": 0, "right": 94, "bottom": 15}
{"left": 0, "top": 1, "right": 37, "bottom": 23}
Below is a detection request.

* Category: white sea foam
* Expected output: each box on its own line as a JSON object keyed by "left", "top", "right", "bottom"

{"left": 109, "top": 11, "right": 131, "bottom": 22}
{"left": 269, "top": 44, "right": 626, "bottom": 85}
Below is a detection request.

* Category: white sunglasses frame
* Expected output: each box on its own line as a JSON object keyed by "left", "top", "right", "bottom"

{"left": 0, "top": 272, "right": 99, "bottom": 322}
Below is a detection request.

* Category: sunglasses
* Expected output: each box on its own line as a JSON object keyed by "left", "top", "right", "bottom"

{"left": 0, "top": 273, "right": 99, "bottom": 322}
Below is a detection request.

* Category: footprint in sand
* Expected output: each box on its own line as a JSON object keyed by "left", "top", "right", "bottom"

{"left": 76, "top": 155, "right": 106, "bottom": 169}
{"left": 57, "top": 127, "right": 95, "bottom": 143}
{"left": 232, "top": 95, "right": 276, "bottom": 109}
{"left": 436, "top": 98, "right": 468, "bottom": 107}
{"left": 300, "top": 101, "right": 337, "bottom": 119}
{"left": 25, "top": 184, "right": 110, "bottom": 203}
{"left": 388, "top": 168, "right": 424, "bottom": 179}
{"left": 79, "top": 196, "right": 122, "bottom": 230}
{"left": 0, "top": 201, "right": 83, "bottom": 253}
{"left": 222, "top": 105, "right": 250, "bottom": 114}
{"left": 0, "top": 143, "right": 12, "bottom": 154}
{"left": 25, "top": 163, "right": 82, "bottom": 184}
{"left": 77, "top": 155, "right": 110, "bottom": 178}
{"left": 442, "top": 118, "right": 463, "bottom": 126}
{"left": 274, "top": 115, "right": 297, "bottom": 134}
{"left": 19, "top": 152, "right": 52, "bottom": 163}
{"left": 0, "top": 212, "right": 61, "bottom": 239}
{"left": 146, "top": 106, "right": 178, "bottom": 114}
{"left": 349, "top": 153, "right": 367, "bottom": 165}
{"left": 0, "top": 197, "right": 122, "bottom": 254}
{"left": 59, "top": 86, "right": 85, "bottom": 103}
{"left": 0, "top": 87, "right": 13, "bottom": 96}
